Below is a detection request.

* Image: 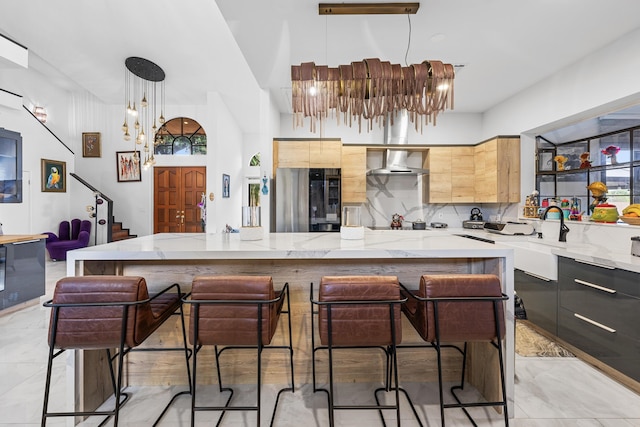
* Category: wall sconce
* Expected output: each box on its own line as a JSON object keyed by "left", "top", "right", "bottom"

{"left": 33, "top": 106, "right": 47, "bottom": 123}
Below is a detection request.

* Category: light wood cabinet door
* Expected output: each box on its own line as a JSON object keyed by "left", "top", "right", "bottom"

{"left": 341, "top": 146, "right": 367, "bottom": 203}
{"left": 427, "top": 146, "right": 475, "bottom": 203}
{"left": 274, "top": 140, "right": 342, "bottom": 169}
{"left": 474, "top": 137, "right": 520, "bottom": 203}
{"left": 427, "top": 147, "right": 452, "bottom": 203}
{"left": 451, "top": 146, "right": 476, "bottom": 202}
{"left": 274, "top": 140, "right": 311, "bottom": 168}
{"left": 310, "top": 140, "right": 342, "bottom": 168}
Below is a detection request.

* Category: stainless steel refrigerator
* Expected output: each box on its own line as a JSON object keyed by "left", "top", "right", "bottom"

{"left": 272, "top": 168, "right": 341, "bottom": 232}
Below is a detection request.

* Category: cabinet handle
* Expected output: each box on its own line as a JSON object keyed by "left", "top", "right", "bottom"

{"left": 574, "top": 313, "right": 616, "bottom": 333}
{"left": 574, "top": 259, "right": 615, "bottom": 270}
{"left": 12, "top": 239, "right": 40, "bottom": 245}
{"left": 523, "top": 271, "right": 552, "bottom": 282}
{"left": 574, "top": 278, "right": 616, "bottom": 294}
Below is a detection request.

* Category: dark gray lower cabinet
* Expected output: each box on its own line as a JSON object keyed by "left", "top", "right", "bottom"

{"left": 1, "top": 239, "right": 46, "bottom": 310}
{"left": 557, "top": 256, "right": 640, "bottom": 382}
{"left": 514, "top": 269, "right": 558, "bottom": 335}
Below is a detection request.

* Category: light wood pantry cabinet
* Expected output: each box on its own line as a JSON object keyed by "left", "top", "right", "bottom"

{"left": 341, "top": 145, "right": 367, "bottom": 203}
{"left": 427, "top": 146, "right": 475, "bottom": 203}
{"left": 474, "top": 136, "right": 520, "bottom": 203}
{"left": 273, "top": 139, "right": 342, "bottom": 169}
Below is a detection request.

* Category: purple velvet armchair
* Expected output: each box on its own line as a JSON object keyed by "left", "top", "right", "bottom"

{"left": 44, "top": 219, "right": 91, "bottom": 261}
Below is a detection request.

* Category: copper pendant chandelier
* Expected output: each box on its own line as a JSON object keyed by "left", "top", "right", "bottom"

{"left": 291, "top": 59, "right": 455, "bottom": 134}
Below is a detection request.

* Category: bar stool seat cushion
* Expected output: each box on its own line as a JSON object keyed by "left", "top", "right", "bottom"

{"left": 190, "top": 275, "right": 283, "bottom": 346}
{"left": 318, "top": 275, "right": 402, "bottom": 346}
{"left": 401, "top": 274, "right": 505, "bottom": 342}
{"left": 49, "top": 276, "right": 181, "bottom": 349}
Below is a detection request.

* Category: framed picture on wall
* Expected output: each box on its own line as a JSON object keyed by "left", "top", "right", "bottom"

{"left": 82, "top": 132, "right": 101, "bottom": 158}
{"left": 116, "top": 151, "right": 141, "bottom": 182}
{"left": 41, "top": 158, "right": 66, "bottom": 192}
{"left": 222, "top": 174, "right": 230, "bottom": 198}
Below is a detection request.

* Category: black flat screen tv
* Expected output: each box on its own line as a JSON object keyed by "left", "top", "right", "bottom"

{"left": 0, "top": 128, "right": 22, "bottom": 203}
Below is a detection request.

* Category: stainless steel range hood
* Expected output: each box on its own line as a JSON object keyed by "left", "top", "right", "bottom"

{"left": 367, "top": 110, "right": 430, "bottom": 176}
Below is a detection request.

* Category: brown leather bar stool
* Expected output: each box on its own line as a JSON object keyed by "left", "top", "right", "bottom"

{"left": 184, "top": 275, "right": 294, "bottom": 427}
{"left": 310, "top": 275, "right": 412, "bottom": 427}
{"left": 41, "top": 275, "right": 191, "bottom": 427}
{"left": 400, "top": 274, "right": 509, "bottom": 426}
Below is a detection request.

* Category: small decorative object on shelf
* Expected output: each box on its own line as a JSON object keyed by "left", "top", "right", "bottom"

{"left": 390, "top": 213, "right": 404, "bottom": 230}
{"left": 522, "top": 190, "right": 540, "bottom": 218}
{"left": 601, "top": 145, "right": 620, "bottom": 165}
{"left": 591, "top": 203, "right": 619, "bottom": 223}
{"left": 560, "top": 198, "right": 571, "bottom": 219}
{"left": 579, "top": 152, "right": 592, "bottom": 169}
{"left": 554, "top": 155, "right": 568, "bottom": 171}
{"left": 569, "top": 197, "right": 582, "bottom": 221}
{"left": 587, "top": 181, "right": 608, "bottom": 214}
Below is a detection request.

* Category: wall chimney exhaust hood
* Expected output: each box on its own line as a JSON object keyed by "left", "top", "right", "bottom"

{"left": 366, "top": 110, "right": 430, "bottom": 176}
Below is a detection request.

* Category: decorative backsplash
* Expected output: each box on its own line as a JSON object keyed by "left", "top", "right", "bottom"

{"left": 362, "top": 175, "right": 519, "bottom": 228}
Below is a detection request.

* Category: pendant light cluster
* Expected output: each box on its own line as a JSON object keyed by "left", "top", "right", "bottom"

{"left": 121, "top": 57, "right": 166, "bottom": 169}
{"left": 291, "top": 58, "right": 455, "bottom": 133}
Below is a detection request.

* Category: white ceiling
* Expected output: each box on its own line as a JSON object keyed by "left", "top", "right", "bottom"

{"left": 1, "top": 0, "right": 640, "bottom": 133}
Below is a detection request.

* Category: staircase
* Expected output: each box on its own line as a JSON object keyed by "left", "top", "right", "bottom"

{"left": 111, "top": 219, "right": 137, "bottom": 241}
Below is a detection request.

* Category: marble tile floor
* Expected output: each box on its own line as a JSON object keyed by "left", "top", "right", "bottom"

{"left": 1, "top": 260, "right": 640, "bottom": 426}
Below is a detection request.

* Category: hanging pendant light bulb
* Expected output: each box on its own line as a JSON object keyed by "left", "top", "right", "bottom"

{"left": 123, "top": 57, "right": 166, "bottom": 169}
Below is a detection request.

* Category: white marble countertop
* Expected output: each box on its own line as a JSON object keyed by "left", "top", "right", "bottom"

{"left": 67, "top": 229, "right": 512, "bottom": 262}
{"left": 454, "top": 226, "right": 640, "bottom": 274}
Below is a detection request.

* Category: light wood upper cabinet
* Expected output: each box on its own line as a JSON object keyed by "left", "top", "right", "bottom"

{"left": 310, "top": 140, "right": 342, "bottom": 168}
{"left": 475, "top": 137, "right": 520, "bottom": 203}
{"left": 427, "top": 137, "right": 520, "bottom": 203}
{"left": 341, "top": 145, "right": 367, "bottom": 203}
{"left": 273, "top": 139, "right": 342, "bottom": 169}
{"left": 427, "top": 146, "right": 475, "bottom": 203}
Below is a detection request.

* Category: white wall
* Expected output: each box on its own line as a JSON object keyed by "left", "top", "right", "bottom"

{"left": 279, "top": 111, "right": 483, "bottom": 145}
{"left": 0, "top": 62, "right": 76, "bottom": 236}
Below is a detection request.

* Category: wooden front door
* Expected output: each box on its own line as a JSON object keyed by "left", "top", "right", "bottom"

{"left": 154, "top": 167, "right": 206, "bottom": 233}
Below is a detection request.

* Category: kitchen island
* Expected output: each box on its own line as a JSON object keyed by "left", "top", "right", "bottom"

{"left": 65, "top": 230, "right": 515, "bottom": 418}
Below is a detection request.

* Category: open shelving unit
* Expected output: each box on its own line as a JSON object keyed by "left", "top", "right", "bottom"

{"left": 536, "top": 125, "right": 640, "bottom": 215}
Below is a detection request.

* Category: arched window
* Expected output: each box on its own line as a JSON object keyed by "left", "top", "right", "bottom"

{"left": 154, "top": 117, "right": 206, "bottom": 155}
{"left": 249, "top": 152, "right": 260, "bottom": 166}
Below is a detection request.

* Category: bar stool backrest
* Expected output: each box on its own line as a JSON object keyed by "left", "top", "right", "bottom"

{"left": 318, "top": 275, "right": 402, "bottom": 346}
{"left": 49, "top": 276, "right": 156, "bottom": 349}
{"left": 190, "top": 275, "right": 278, "bottom": 346}
{"left": 419, "top": 274, "right": 505, "bottom": 342}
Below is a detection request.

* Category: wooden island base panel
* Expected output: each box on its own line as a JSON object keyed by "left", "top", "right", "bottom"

{"left": 67, "top": 231, "right": 515, "bottom": 418}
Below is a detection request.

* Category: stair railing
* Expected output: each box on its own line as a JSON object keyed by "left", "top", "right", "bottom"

{"left": 70, "top": 173, "right": 114, "bottom": 243}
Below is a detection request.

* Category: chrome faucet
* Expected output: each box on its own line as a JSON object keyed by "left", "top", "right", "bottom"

{"left": 542, "top": 206, "right": 570, "bottom": 242}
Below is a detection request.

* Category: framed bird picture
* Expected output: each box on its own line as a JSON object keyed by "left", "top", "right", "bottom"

{"left": 41, "top": 158, "right": 66, "bottom": 192}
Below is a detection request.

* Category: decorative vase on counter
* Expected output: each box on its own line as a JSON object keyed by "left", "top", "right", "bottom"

{"left": 239, "top": 206, "right": 263, "bottom": 240}
{"left": 590, "top": 203, "right": 619, "bottom": 223}
{"left": 340, "top": 206, "right": 364, "bottom": 240}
